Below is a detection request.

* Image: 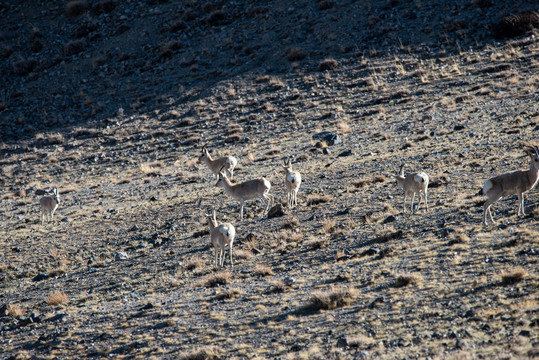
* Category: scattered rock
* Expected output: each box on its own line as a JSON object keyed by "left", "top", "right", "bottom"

{"left": 338, "top": 149, "right": 354, "bottom": 157}
{"left": 32, "top": 274, "right": 49, "bottom": 282}
{"left": 312, "top": 131, "right": 342, "bottom": 146}
{"left": 114, "top": 252, "right": 129, "bottom": 261}
{"left": 267, "top": 204, "right": 285, "bottom": 218}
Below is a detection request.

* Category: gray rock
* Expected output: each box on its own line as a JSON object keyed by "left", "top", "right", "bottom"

{"left": 267, "top": 204, "right": 285, "bottom": 218}
{"left": 114, "top": 251, "right": 129, "bottom": 261}
{"left": 312, "top": 131, "right": 342, "bottom": 146}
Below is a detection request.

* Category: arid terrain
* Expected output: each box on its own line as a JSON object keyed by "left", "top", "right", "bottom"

{"left": 1, "top": 1, "right": 538, "bottom": 359}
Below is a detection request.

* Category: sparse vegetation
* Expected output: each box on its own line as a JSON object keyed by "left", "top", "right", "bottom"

{"left": 501, "top": 267, "right": 528, "bottom": 285}
{"left": 194, "top": 272, "right": 232, "bottom": 288}
{"left": 46, "top": 291, "right": 69, "bottom": 306}
{"left": 307, "top": 287, "right": 357, "bottom": 310}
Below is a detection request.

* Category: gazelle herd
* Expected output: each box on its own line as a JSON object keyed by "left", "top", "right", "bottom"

{"left": 38, "top": 142, "right": 539, "bottom": 267}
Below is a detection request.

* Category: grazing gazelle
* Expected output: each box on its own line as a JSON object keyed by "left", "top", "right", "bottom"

{"left": 40, "top": 188, "right": 60, "bottom": 225}
{"left": 215, "top": 167, "right": 273, "bottom": 221}
{"left": 395, "top": 164, "right": 429, "bottom": 213}
{"left": 206, "top": 209, "right": 236, "bottom": 267}
{"left": 199, "top": 145, "right": 238, "bottom": 180}
{"left": 283, "top": 158, "right": 301, "bottom": 208}
{"left": 481, "top": 143, "right": 539, "bottom": 226}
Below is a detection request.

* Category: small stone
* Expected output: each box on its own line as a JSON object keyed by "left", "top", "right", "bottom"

{"left": 267, "top": 204, "right": 285, "bottom": 219}
{"left": 337, "top": 336, "right": 348, "bottom": 347}
{"left": 32, "top": 273, "right": 49, "bottom": 282}
{"left": 114, "top": 251, "right": 129, "bottom": 261}
{"left": 140, "top": 303, "right": 154, "bottom": 311}
{"left": 338, "top": 149, "right": 353, "bottom": 157}
{"left": 383, "top": 215, "right": 396, "bottom": 223}
{"left": 312, "top": 131, "right": 342, "bottom": 146}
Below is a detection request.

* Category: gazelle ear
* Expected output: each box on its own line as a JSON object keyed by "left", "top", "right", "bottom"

{"left": 212, "top": 209, "right": 216, "bottom": 221}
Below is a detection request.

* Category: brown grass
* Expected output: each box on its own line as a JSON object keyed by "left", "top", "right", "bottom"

{"left": 281, "top": 216, "right": 300, "bottom": 229}
{"left": 66, "top": 1, "right": 88, "bottom": 17}
{"left": 178, "top": 346, "right": 223, "bottom": 360}
{"left": 307, "top": 286, "right": 357, "bottom": 310}
{"left": 306, "top": 194, "right": 331, "bottom": 206}
{"left": 185, "top": 256, "right": 204, "bottom": 271}
{"left": 501, "top": 267, "right": 528, "bottom": 285}
{"left": 6, "top": 304, "right": 24, "bottom": 318}
{"left": 46, "top": 291, "right": 69, "bottom": 306}
{"left": 215, "top": 288, "right": 242, "bottom": 301}
{"left": 253, "top": 264, "right": 274, "bottom": 277}
{"left": 322, "top": 219, "right": 336, "bottom": 233}
{"left": 394, "top": 273, "right": 423, "bottom": 288}
{"left": 319, "top": 58, "right": 338, "bottom": 71}
{"left": 352, "top": 175, "right": 387, "bottom": 189}
{"left": 194, "top": 272, "right": 232, "bottom": 288}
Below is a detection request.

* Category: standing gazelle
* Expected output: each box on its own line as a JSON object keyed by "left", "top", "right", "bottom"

{"left": 39, "top": 188, "right": 60, "bottom": 225}
{"left": 283, "top": 158, "right": 301, "bottom": 208}
{"left": 395, "top": 164, "right": 429, "bottom": 213}
{"left": 199, "top": 145, "right": 238, "bottom": 180}
{"left": 481, "top": 143, "right": 539, "bottom": 226}
{"left": 215, "top": 167, "right": 273, "bottom": 221}
{"left": 207, "top": 209, "right": 236, "bottom": 267}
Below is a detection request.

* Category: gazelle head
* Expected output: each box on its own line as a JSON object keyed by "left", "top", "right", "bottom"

{"left": 53, "top": 188, "right": 60, "bottom": 204}
{"left": 524, "top": 143, "right": 539, "bottom": 169}
{"left": 283, "top": 158, "right": 292, "bottom": 173}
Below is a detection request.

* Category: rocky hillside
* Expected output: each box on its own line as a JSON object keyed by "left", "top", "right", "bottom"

{"left": 0, "top": 0, "right": 537, "bottom": 141}
{"left": 0, "top": 1, "right": 538, "bottom": 359}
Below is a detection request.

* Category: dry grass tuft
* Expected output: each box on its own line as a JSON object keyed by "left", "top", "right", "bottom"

{"left": 185, "top": 256, "right": 204, "bottom": 271}
{"left": 6, "top": 304, "right": 24, "bottom": 318}
{"left": 48, "top": 266, "right": 66, "bottom": 278}
{"left": 215, "top": 287, "right": 242, "bottom": 301}
{"left": 307, "top": 286, "right": 357, "bottom": 310}
{"left": 306, "top": 194, "right": 331, "bottom": 206}
{"left": 253, "top": 264, "right": 274, "bottom": 277}
{"left": 322, "top": 219, "right": 336, "bottom": 233}
{"left": 394, "top": 273, "right": 423, "bottom": 288}
{"left": 269, "top": 279, "right": 289, "bottom": 293}
{"left": 66, "top": 1, "right": 88, "bottom": 17}
{"left": 448, "top": 231, "right": 470, "bottom": 245}
{"left": 501, "top": 267, "right": 528, "bottom": 285}
{"left": 352, "top": 175, "right": 387, "bottom": 189}
{"left": 286, "top": 47, "right": 306, "bottom": 61}
{"left": 308, "top": 237, "right": 329, "bottom": 250}
{"left": 140, "top": 162, "right": 163, "bottom": 176}
{"left": 46, "top": 291, "right": 69, "bottom": 306}
{"left": 178, "top": 345, "right": 223, "bottom": 360}
{"left": 319, "top": 58, "right": 339, "bottom": 71}
{"left": 281, "top": 216, "right": 300, "bottom": 229}
{"left": 195, "top": 272, "right": 232, "bottom": 288}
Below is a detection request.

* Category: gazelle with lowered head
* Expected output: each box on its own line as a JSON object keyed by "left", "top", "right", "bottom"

{"left": 206, "top": 209, "right": 236, "bottom": 267}
{"left": 283, "top": 158, "right": 301, "bottom": 208}
{"left": 39, "top": 187, "right": 60, "bottom": 225}
{"left": 199, "top": 145, "right": 238, "bottom": 180}
{"left": 481, "top": 143, "right": 539, "bottom": 226}
{"left": 215, "top": 166, "right": 273, "bottom": 221}
{"left": 395, "top": 164, "right": 429, "bottom": 213}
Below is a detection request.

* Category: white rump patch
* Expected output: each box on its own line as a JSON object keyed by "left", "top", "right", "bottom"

{"left": 286, "top": 173, "right": 297, "bottom": 183}
{"left": 414, "top": 173, "right": 428, "bottom": 184}
{"left": 483, "top": 180, "right": 493, "bottom": 194}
